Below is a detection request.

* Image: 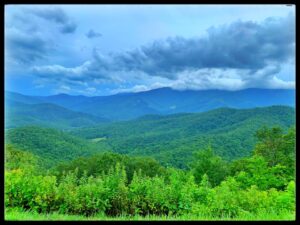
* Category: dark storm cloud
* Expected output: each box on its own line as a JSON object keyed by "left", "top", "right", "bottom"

{"left": 5, "top": 6, "right": 77, "bottom": 65}
{"left": 24, "top": 7, "right": 77, "bottom": 34}
{"left": 100, "top": 13, "right": 294, "bottom": 78}
{"left": 60, "top": 21, "right": 77, "bottom": 34}
{"left": 86, "top": 29, "right": 102, "bottom": 38}
{"left": 31, "top": 13, "right": 295, "bottom": 91}
{"left": 5, "top": 30, "right": 51, "bottom": 64}
{"left": 26, "top": 7, "right": 68, "bottom": 23}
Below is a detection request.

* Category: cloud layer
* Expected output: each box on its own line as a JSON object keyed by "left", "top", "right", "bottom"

{"left": 5, "top": 6, "right": 295, "bottom": 95}
{"left": 24, "top": 7, "right": 77, "bottom": 33}
{"left": 32, "top": 13, "right": 295, "bottom": 94}
{"left": 90, "top": 13, "right": 294, "bottom": 76}
{"left": 5, "top": 6, "right": 77, "bottom": 66}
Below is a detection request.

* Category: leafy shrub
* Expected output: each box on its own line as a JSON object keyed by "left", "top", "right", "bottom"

{"left": 102, "top": 163, "right": 129, "bottom": 216}
{"left": 5, "top": 169, "right": 57, "bottom": 213}
{"left": 4, "top": 126, "right": 296, "bottom": 219}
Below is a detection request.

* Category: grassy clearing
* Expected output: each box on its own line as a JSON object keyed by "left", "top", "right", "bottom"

{"left": 5, "top": 208, "right": 295, "bottom": 221}
{"left": 90, "top": 137, "right": 107, "bottom": 142}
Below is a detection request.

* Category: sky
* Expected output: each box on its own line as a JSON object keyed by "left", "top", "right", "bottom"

{"left": 5, "top": 4, "right": 295, "bottom": 96}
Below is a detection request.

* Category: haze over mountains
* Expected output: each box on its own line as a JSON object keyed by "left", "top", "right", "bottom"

{"left": 5, "top": 88, "right": 295, "bottom": 128}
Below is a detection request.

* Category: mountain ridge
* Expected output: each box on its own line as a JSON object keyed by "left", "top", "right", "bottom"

{"left": 5, "top": 105, "right": 295, "bottom": 168}
{"left": 5, "top": 88, "right": 295, "bottom": 121}
{"left": 5, "top": 87, "right": 296, "bottom": 98}
{"left": 5, "top": 100, "right": 110, "bottom": 129}
{"left": 69, "top": 105, "right": 295, "bottom": 168}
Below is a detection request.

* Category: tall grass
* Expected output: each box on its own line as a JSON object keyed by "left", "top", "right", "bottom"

{"left": 5, "top": 207, "right": 295, "bottom": 221}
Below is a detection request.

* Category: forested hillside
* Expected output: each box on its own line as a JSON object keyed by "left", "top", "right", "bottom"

{"left": 70, "top": 105, "right": 295, "bottom": 168}
{"left": 5, "top": 106, "right": 294, "bottom": 169}
{"left": 5, "top": 126, "right": 110, "bottom": 168}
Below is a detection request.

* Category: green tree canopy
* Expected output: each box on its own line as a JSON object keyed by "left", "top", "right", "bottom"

{"left": 190, "top": 146, "right": 228, "bottom": 186}
{"left": 254, "top": 126, "right": 295, "bottom": 169}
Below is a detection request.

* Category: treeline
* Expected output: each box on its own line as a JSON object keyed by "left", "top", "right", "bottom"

{"left": 5, "top": 126, "right": 295, "bottom": 218}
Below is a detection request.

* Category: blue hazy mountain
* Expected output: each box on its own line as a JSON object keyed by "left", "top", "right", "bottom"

{"left": 130, "top": 88, "right": 295, "bottom": 113}
{"left": 5, "top": 98, "right": 109, "bottom": 129}
{"left": 5, "top": 88, "right": 295, "bottom": 121}
{"left": 6, "top": 91, "right": 45, "bottom": 105}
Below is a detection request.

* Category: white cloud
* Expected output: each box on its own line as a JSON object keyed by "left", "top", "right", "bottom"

{"left": 110, "top": 66, "right": 295, "bottom": 94}
{"left": 54, "top": 85, "right": 71, "bottom": 94}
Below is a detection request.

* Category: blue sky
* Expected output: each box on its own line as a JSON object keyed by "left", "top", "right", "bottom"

{"left": 5, "top": 5, "right": 295, "bottom": 96}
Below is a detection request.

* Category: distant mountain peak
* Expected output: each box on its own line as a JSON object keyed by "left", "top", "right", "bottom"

{"left": 53, "top": 93, "right": 71, "bottom": 97}
{"left": 148, "top": 87, "right": 174, "bottom": 92}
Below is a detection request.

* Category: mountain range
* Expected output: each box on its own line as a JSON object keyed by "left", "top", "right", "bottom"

{"left": 5, "top": 88, "right": 295, "bottom": 128}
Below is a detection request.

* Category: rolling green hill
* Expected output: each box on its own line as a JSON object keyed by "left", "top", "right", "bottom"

{"left": 5, "top": 126, "right": 111, "bottom": 168}
{"left": 70, "top": 105, "right": 295, "bottom": 168}
{"left": 5, "top": 106, "right": 295, "bottom": 169}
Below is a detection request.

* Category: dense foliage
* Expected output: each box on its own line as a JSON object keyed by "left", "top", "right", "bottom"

{"left": 5, "top": 106, "right": 295, "bottom": 170}
{"left": 5, "top": 125, "right": 295, "bottom": 219}
{"left": 5, "top": 126, "right": 110, "bottom": 168}
{"left": 53, "top": 153, "right": 166, "bottom": 183}
{"left": 70, "top": 106, "right": 295, "bottom": 168}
